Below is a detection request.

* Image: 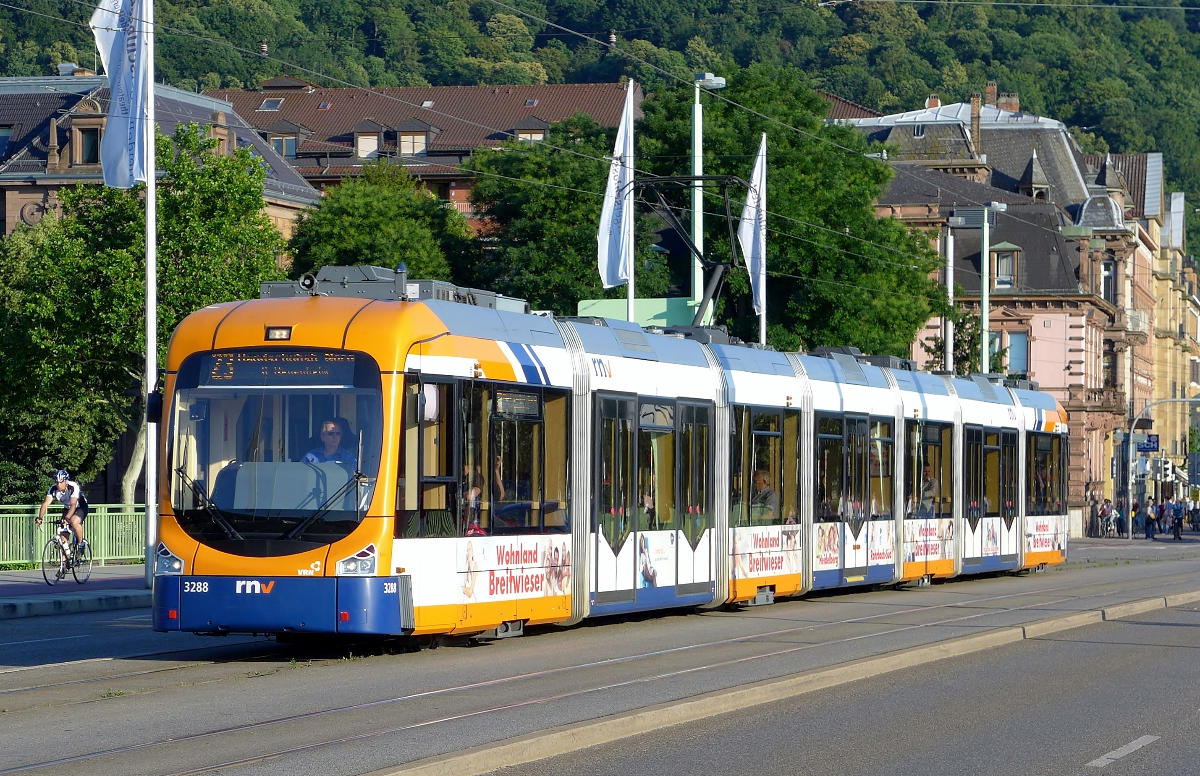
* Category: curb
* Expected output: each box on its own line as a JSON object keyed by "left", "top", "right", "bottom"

{"left": 0, "top": 591, "right": 152, "bottom": 619}
{"left": 368, "top": 591, "right": 1200, "bottom": 776}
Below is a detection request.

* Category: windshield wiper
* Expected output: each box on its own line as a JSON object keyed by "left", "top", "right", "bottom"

{"left": 176, "top": 467, "right": 244, "bottom": 541}
{"left": 282, "top": 467, "right": 366, "bottom": 541}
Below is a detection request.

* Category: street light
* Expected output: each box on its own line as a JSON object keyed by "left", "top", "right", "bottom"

{"left": 949, "top": 202, "right": 1006, "bottom": 372}
{"left": 692, "top": 72, "right": 726, "bottom": 325}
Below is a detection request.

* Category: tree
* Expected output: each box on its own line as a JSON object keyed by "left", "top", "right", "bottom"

{"left": 0, "top": 124, "right": 286, "bottom": 502}
{"left": 918, "top": 304, "right": 1007, "bottom": 375}
{"left": 465, "top": 113, "right": 669, "bottom": 314}
{"left": 640, "top": 62, "right": 943, "bottom": 354}
{"left": 288, "top": 160, "right": 472, "bottom": 280}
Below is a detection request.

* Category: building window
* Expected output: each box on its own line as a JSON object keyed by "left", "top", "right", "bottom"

{"left": 79, "top": 127, "right": 100, "bottom": 164}
{"left": 1007, "top": 331, "right": 1028, "bottom": 376}
{"left": 1191, "top": 358, "right": 1199, "bottom": 386}
{"left": 0, "top": 126, "right": 10, "bottom": 159}
{"left": 1101, "top": 260, "right": 1116, "bottom": 303}
{"left": 989, "top": 331, "right": 1003, "bottom": 371}
{"left": 258, "top": 98, "right": 284, "bottom": 111}
{"left": 1104, "top": 344, "right": 1117, "bottom": 387}
{"left": 912, "top": 124, "right": 925, "bottom": 138}
{"left": 994, "top": 251, "right": 1015, "bottom": 288}
{"left": 356, "top": 133, "right": 379, "bottom": 159}
{"left": 318, "top": 101, "right": 331, "bottom": 110}
{"left": 399, "top": 133, "right": 426, "bottom": 156}
{"left": 271, "top": 136, "right": 297, "bottom": 158}
{"left": 517, "top": 131, "right": 545, "bottom": 144}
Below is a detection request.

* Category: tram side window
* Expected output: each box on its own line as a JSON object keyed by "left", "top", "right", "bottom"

{"left": 750, "top": 409, "right": 783, "bottom": 525}
{"left": 680, "top": 403, "right": 712, "bottom": 546}
{"left": 398, "top": 380, "right": 457, "bottom": 538}
{"left": 596, "top": 397, "right": 634, "bottom": 550}
{"left": 984, "top": 430, "right": 1001, "bottom": 517}
{"left": 1001, "top": 431, "right": 1017, "bottom": 517}
{"left": 815, "top": 415, "right": 844, "bottom": 523}
{"left": 868, "top": 419, "right": 893, "bottom": 519}
{"left": 638, "top": 401, "right": 676, "bottom": 531}
{"left": 460, "top": 382, "right": 494, "bottom": 537}
{"left": 491, "top": 388, "right": 545, "bottom": 534}
{"left": 1027, "top": 433, "right": 1062, "bottom": 516}
{"left": 904, "top": 421, "right": 952, "bottom": 519}
{"left": 965, "top": 426, "right": 983, "bottom": 519}
{"left": 783, "top": 410, "right": 800, "bottom": 526}
{"left": 731, "top": 407, "right": 748, "bottom": 527}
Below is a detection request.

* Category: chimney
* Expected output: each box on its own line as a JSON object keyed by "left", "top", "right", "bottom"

{"left": 924, "top": 93, "right": 940, "bottom": 109}
{"left": 985, "top": 81, "right": 998, "bottom": 106}
{"left": 998, "top": 92, "right": 1020, "bottom": 112}
{"left": 970, "top": 93, "right": 982, "bottom": 159}
{"left": 47, "top": 117, "right": 59, "bottom": 169}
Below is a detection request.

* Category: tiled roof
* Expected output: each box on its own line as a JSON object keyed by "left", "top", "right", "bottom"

{"left": 204, "top": 81, "right": 641, "bottom": 156}
{"left": 1084, "top": 152, "right": 1155, "bottom": 219}
{"left": 818, "top": 91, "right": 881, "bottom": 120}
{"left": 0, "top": 76, "right": 320, "bottom": 206}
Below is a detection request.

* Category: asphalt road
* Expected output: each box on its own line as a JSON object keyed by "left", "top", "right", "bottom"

{"left": 489, "top": 603, "right": 1200, "bottom": 776}
{"left": 2, "top": 538, "right": 1199, "bottom": 776}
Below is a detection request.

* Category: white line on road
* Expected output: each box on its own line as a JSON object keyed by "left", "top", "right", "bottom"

{"left": 1087, "top": 735, "right": 1159, "bottom": 767}
{"left": 0, "top": 634, "right": 88, "bottom": 648}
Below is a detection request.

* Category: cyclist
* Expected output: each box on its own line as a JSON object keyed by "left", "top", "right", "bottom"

{"left": 35, "top": 469, "right": 89, "bottom": 553}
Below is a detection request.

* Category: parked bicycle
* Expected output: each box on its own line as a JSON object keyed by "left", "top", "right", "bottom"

{"left": 41, "top": 517, "right": 92, "bottom": 585}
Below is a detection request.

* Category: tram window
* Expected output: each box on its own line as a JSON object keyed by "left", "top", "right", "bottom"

{"left": 1001, "top": 431, "right": 1017, "bottom": 518}
{"left": 984, "top": 431, "right": 1001, "bottom": 517}
{"left": 815, "top": 415, "right": 843, "bottom": 523}
{"left": 751, "top": 409, "right": 782, "bottom": 525}
{"left": 731, "top": 407, "right": 749, "bottom": 527}
{"left": 846, "top": 417, "right": 868, "bottom": 523}
{"left": 680, "top": 403, "right": 712, "bottom": 546}
{"left": 493, "top": 404, "right": 542, "bottom": 533}
{"left": 1027, "top": 433, "right": 1062, "bottom": 515}
{"left": 868, "top": 419, "right": 892, "bottom": 519}
{"left": 399, "top": 380, "right": 457, "bottom": 537}
{"left": 596, "top": 396, "right": 634, "bottom": 550}
{"left": 782, "top": 410, "right": 800, "bottom": 526}
{"left": 904, "top": 420, "right": 949, "bottom": 519}
{"left": 965, "top": 426, "right": 983, "bottom": 521}
{"left": 459, "top": 383, "right": 493, "bottom": 537}
{"left": 638, "top": 401, "right": 676, "bottom": 531}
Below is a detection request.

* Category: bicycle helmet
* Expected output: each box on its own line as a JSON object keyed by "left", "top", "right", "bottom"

{"left": 54, "top": 469, "right": 69, "bottom": 483}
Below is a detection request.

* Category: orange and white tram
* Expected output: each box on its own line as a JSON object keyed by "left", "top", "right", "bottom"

{"left": 152, "top": 266, "right": 1068, "bottom": 637}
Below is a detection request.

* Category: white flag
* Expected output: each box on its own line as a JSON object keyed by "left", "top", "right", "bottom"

{"left": 738, "top": 134, "right": 767, "bottom": 316}
{"left": 91, "top": 0, "right": 149, "bottom": 189}
{"left": 597, "top": 81, "right": 635, "bottom": 288}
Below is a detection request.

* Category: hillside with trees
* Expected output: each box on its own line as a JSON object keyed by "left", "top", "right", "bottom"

{"left": 5, "top": 0, "right": 1199, "bottom": 211}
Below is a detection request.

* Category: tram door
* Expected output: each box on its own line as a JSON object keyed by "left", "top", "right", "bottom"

{"left": 843, "top": 415, "right": 870, "bottom": 578}
{"left": 594, "top": 396, "right": 637, "bottom": 603}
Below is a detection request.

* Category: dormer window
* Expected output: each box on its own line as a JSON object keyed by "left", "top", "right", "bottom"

{"left": 0, "top": 127, "right": 11, "bottom": 159}
{"left": 399, "top": 132, "right": 426, "bottom": 156}
{"left": 258, "top": 98, "right": 284, "bottom": 111}
{"left": 271, "top": 135, "right": 297, "bottom": 158}
{"left": 79, "top": 128, "right": 99, "bottom": 164}
{"left": 357, "top": 133, "right": 379, "bottom": 159}
{"left": 990, "top": 242, "right": 1021, "bottom": 289}
{"left": 913, "top": 124, "right": 925, "bottom": 139}
{"left": 517, "top": 130, "right": 544, "bottom": 144}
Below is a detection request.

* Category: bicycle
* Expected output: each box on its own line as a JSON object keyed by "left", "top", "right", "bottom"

{"left": 40, "top": 518, "right": 92, "bottom": 585}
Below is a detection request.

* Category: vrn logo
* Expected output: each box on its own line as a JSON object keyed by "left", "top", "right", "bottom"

{"left": 235, "top": 580, "right": 276, "bottom": 594}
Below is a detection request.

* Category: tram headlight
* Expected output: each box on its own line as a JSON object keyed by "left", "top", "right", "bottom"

{"left": 336, "top": 544, "right": 377, "bottom": 576}
{"left": 155, "top": 543, "right": 184, "bottom": 575}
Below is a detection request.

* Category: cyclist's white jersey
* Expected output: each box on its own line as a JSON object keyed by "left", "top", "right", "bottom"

{"left": 47, "top": 481, "right": 88, "bottom": 517}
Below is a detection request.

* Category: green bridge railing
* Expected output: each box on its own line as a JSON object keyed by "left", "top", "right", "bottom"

{"left": 0, "top": 504, "right": 146, "bottom": 566}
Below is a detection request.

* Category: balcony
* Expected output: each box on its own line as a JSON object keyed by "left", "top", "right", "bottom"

{"left": 1064, "top": 386, "right": 1126, "bottom": 415}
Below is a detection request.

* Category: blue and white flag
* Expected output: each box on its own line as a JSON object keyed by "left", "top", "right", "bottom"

{"left": 597, "top": 80, "right": 635, "bottom": 288}
{"left": 91, "top": 0, "right": 149, "bottom": 189}
{"left": 738, "top": 133, "right": 767, "bottom": 317}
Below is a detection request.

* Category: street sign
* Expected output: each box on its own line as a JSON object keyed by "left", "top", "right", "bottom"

{"left": 1136, "top": 434, "right": 1159, "bottom": 452}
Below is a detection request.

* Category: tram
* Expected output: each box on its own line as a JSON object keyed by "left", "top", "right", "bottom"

{"left": 152, "top": 266, "right": 1068, "bottom": 638}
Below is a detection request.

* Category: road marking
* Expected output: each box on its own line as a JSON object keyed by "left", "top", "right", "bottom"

{"left": 1087, "top": 735, "right": 1159, "bottom": 767}
{"left": 0, "top": 634, "right": 88, "bottom": 648}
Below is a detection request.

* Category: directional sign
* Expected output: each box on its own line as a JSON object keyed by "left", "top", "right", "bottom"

{"left": 1136, "top": 433, "right": 1159, "bottom": 452}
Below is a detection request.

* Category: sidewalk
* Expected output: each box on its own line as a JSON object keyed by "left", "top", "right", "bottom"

{"left": 0, "top": 563, "right": 151, "bottom": 619}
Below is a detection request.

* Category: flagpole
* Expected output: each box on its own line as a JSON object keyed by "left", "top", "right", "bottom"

{"left": 142, "top": 0, "right": 158, "bottom": 589}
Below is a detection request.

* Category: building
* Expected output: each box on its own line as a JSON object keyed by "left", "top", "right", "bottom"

{"left": 843, "top": 85, "right": 1195, "bottom": 528}
{"left": 0, "top": 71, "right": 321, "bottom": 239}
{"left": 204, "top": 78, "right": 641, "bottom": 220}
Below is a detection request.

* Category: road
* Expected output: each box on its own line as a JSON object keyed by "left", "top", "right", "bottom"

{"left": 492, "top": 603, "right": 1200, "bottom": 776}
{"left": 1, "top": 538, "right": 1198, "bottom": 776}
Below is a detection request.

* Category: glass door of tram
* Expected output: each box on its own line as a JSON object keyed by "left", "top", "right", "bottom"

{"left": 594, "top": 395, "right": 636, "bottom": 604}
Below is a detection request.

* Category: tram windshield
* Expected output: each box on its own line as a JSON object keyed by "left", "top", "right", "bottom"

{"left": 167, "top": 348, "right": 383, "bottom": 552}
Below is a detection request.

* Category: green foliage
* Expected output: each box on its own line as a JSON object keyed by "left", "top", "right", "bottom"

{"left": 464, "top": 114, "right": 668, "bottom": 314}
{"left": 0, "top": 125, "right": 286, "bottom": 501}
{"left": 918, "top": 304, "right": 1006, "bottom": 376}
{"left": 288, "top": 160, "right": 471, "bottom": 279}
{"left": 639, "top": 62, "right": 943, "bottom": 354}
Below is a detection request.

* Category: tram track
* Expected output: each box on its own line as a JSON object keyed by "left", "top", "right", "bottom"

{"left": 5, "top": 570, "right": 1197, "bottom": 776}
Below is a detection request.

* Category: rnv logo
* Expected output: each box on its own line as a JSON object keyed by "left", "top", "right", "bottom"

{"left": 235, "top": 580, "right": 276, "bottom": 594}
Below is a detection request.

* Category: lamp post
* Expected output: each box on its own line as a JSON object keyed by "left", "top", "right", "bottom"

{"left": 950, "top": 202, "right": 1006, "bottom": 372}
{"left": 692, "top": 72, "right": 725, "bottom": 325}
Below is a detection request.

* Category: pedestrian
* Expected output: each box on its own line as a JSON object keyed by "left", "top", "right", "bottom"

{"left": 1144, "top": 498, "right": 1156, "bottom": 541}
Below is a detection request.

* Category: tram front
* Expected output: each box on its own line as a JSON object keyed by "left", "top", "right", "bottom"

{"left": 152, "top": 340, "right": 399, "bottom": 635}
